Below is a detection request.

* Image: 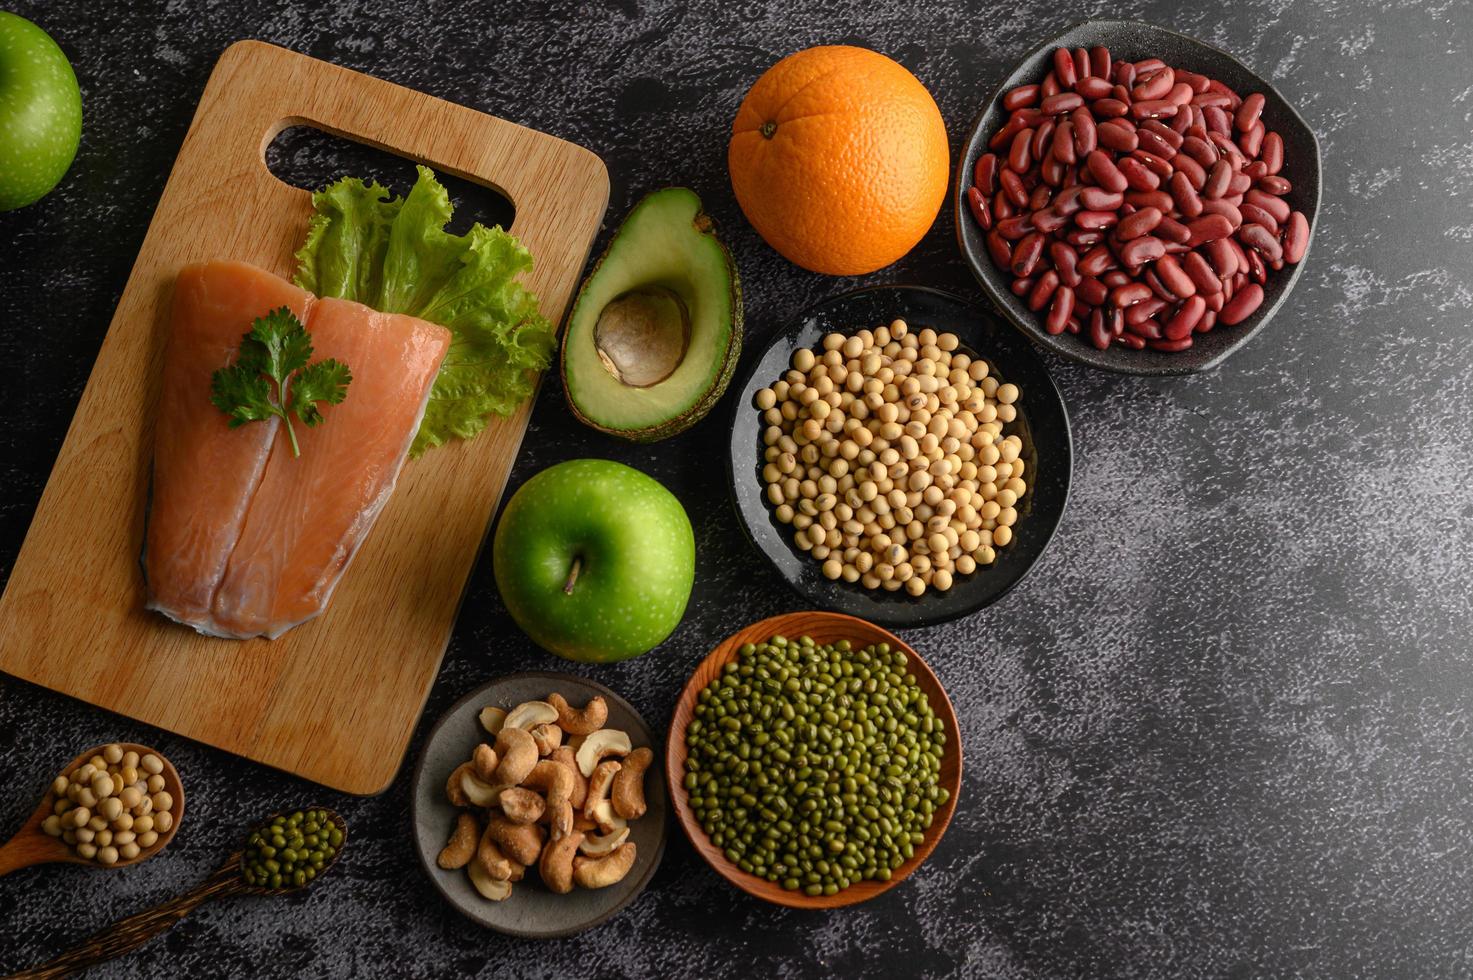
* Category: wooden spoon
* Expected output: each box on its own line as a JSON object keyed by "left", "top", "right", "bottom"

{"left": 11, "top": 807, "right": 347, "bottom": 980}
{"left": 0, "top": 743, "right": 184, "bottom": 877}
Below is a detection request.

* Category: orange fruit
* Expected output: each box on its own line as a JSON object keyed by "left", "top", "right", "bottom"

{"left": 728, "top": 45, "right": 950, "bottom": 276}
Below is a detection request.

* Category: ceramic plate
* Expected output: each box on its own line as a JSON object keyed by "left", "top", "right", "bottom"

{"left": 410, "top": 672, "right": 666, "bottom": 938}
{"left": 727, "top": 285, "right": 1071, "bottom": 629}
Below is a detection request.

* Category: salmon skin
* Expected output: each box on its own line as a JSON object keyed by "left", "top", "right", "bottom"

{"left": 144, "top": 260, "right": 450, "bottom": 640}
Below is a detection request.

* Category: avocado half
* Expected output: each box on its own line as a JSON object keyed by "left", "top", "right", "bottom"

{"left": 561, "top": 187, "right": 743, "bottom": 442}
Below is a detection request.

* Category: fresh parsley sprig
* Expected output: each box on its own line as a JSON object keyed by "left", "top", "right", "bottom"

{"left": 210, "top": 307, "right": 352, "bottom": 458}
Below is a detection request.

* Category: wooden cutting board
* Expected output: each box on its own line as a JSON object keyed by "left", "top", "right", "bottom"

{"left": 0, "top": 41, "right": 609, "bottom": 794}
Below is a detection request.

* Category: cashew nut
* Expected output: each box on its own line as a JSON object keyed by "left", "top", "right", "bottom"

{"left": 467, "top": 858, "right": 513, "bottom": 901}
{"left": 538, "top": 829, "right": 585, "bottom": 894}
{"left": 573, "top": 842, "right": 637, "bottom": 889}
{"left": 460, "top": 770, "right": 508, "bottom": 809}
{"left": 523, "top": 760, "right": 575, "bottom": 839}
{"left": 504, "top": 700, "right": 559, "bottom": 730}
{"left": 584, "top": 759, "right": 621, "bottom": 822}
{"left": 487, "top": 813, "right": 544, "bottom": 866}
{"left": 551, "top": 746, "right": 588, "bottom": 809}
{"left": 547, "top": 693, "right": 608, "bottom": 736}
{"left": 491, "top": 726, "right": 538, "bottom": 785}
{"left": 575, "top": 729, "right": 632, "bottom": 777}
{"left": 445, "top": 762, "right": 474, "bottom": 807}
{"left": 437, "top": 812, "right": 478, "bottom": 869}
{"left": 472, "top": 743, "right": 499, "bottom": 783}
{"left": 588, "top": 799, "right": 627, "bottom": 836}
{"left": 478, "top": 706, "right": 507, "bottom": 735}
{"left": 530, "top": 723, "right": 563, "bottom": 756}
{"left": 573, "top": 813, "right": 599, "bottom": 834}
{"left": 477, "top": 823, "right": 518, "bottom": 881}
{"left": 499, "top": 787, "right": 545, "bottom": 825}
{"left": 611, "top": 747, "right": 652, "bottom": 820}
{"left": 579, "top": 825, "right": 629, "bottom": 857}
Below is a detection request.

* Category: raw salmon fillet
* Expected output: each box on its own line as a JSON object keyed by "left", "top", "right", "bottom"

{"left": 145, "top": 261, "right": 451, "bottom": 640}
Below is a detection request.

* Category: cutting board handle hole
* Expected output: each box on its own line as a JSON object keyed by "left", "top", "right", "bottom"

{"left": 264, "top": 124, "right": 517, "bottom": 234}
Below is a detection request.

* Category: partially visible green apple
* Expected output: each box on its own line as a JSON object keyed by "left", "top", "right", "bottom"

{"left": 493, "top": 459, "right": 695, "bottom": 663}
{"left": 0, "top": 12, "right": 81, "bottom": 211}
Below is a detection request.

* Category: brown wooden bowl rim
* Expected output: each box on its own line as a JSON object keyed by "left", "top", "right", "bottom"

{"left": 664, "top": 611, "right": 962, "bottom": 909}
{"left": 37, "top": 742, "right": 185, "bottom": 869}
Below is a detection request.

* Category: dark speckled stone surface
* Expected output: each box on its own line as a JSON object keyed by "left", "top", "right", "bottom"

{"left": 2, "top": 1, "right": 1471, "bottom": 976}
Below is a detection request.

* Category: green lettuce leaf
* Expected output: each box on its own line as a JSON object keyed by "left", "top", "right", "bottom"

{"left": 293, "top": 165, "right": 554, "bottom": 455}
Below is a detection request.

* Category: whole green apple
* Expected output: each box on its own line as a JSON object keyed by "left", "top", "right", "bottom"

{"left": 0, "top": 12, "right": 82, "bottom": 211}
{"left": 493, "top": 459, "right": 695, "bottom": 663}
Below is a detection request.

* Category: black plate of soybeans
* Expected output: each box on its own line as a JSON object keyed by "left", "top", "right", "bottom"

{"left": 954, "top": 19, "right": 1323, "bottom": 375}
{"left": 727, "top": 285, "right": 1071, "bottom": 629}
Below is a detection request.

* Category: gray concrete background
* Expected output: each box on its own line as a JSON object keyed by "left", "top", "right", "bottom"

{"left": 2, "top": 0, "right": 1471, "bottom": 976}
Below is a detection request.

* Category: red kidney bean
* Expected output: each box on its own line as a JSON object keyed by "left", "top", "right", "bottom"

{"left": 1244, "top": 245, "right": 1268, "bottom": 284}
{"left": 1003, "top": 85, "right": 1040, "bottom": 111}
{"left": 1169, "top": 108, "right": 1193, "bottom": 134}
{"left": 1186, "top": 214, "right": 1234, "bottom": 245}
{"left": 974, "top": 153, "right": 999, "bottom": 195}
{"left": 1126, "top": 297, "right": 1167, "bottom": 326}
{"left": 1090, "top": 46, "right": 1111, "bottom": 79}
{"left": 1234, "top": 92, "right": 1265, "bottom": 133}
{"left": 1245, "top": 189, "right": 1290, "bottom": 223}
{"left": 1028, "top": 269, "right": 1061, "bottom": 311}
{"left": 1113, "top": 61, "right": 1136, "bottom": 87}
{"left": 1040, "top": 156, "right": 1067, "bottom": 187}
{"left": 986, "top": 229, "right": 1012, "bottom": 268}
{"left": 1150, "top": 336, "right": 1193, "bottom": 352}
{"left": 1053, "top": 48, "right": 1078, "bottom": 89}
{"left": 989, "top": 110, "right": 1031, "bottom": 149}
{"left": 1201, "top": 199, "right": 1243, "bottom": 229}
{"left": 1225, "top": 236, "right": 1250, "bottom": 275}
{"left": 1193, "top": 90, "right": 1232, "bottom": 108}
{"left": 1067, "top": 229, "right": 1105, "bottom": 247}
{"left": 1131, "top": 100, "right": 1178, "bottom": 120}
{"left": 1029, "top": 183, "right": 1053, "bottom": 210}
{"left": 1227, "top": 173, "right": 1252, "bottom": 195}
{"left": 1136, "top": 128, "right": 1178, "bottom": 159}
{"left": 1110, "top": 281, "right": 1153, "bottom": 307}
{"left": 1202, "top": 160, "right": 1231, "bottom": 199}
{"left": 1011, "top": 276, "right": 1034, "bottom": 297}
{"left": 1096, "top": 120, "right": 1138, "bottom": 153}
{"left": 999, "top": 169, "right": 1029, "bottom": 208}
{"left": 1071, "top": 107, "right": 1097, "bottom": 155}
{"left": 1075, "top": 209, "right": 1120, "bottom": 230}
{"left": 993, "top": 190, "right": 1015, "bottom": 220}
{"left": 1220, "top": 282, "right": 1264, "bottom": 324}
{"left": 1012, "top": 232, "right": 1045, "bottom": 277}
{"left": 1202, "top": 104, "right": 1230, "bottom": 136}
{"left": 1052, "top": 121, "right": 1078, "bottom": 164}
{"left": 1041, "top": 71, "right": 1060, "bottom": 99}
{"left": 1258, "top": 175, "right": 1292, "bottom": 195}
{"left": 1076, "top": 246, "right": 1114, "bottom": 277}
{"left": 1117, "top": 206, "right": 1163, "bottom": 240}
{"left": 1167, "top": 83, "right": 1195, "bottom": 106}
{"left": 1155, "top": 253, "right": 1197, "bottom": 297}
{"left": 1238, "top": 120, "right": 1265, "bottom": 158}
{"left": 1239, "top": 202, "right": 1279, "bottom": 232}
{"left": 1032, "top": 208, "right": 1069, "bottom": 234}
{"left": 1204, "top": 290, "right": 1225, "bottom": 312}
{"left": 1088, "top": 309, "right": 1111, "bottom": 350}
{"left": 1181, "top": 252, "right": 1221, "bottom": 293}
{"left": 1173, "top": 153, "right": 1207, "bottom": 189}
{"left": 1119, "top": 236, "right": 1166, "bottom": 266}
{"left": 1140, "top": 119, "right": 1184, "bottom": 148}
{"left": 1243, "top": 161, "right": 1268, "bottom": 179}
{"left": 1134, "top": 57, "right": 1166, "bottom": 73}
{"left": 1074, "top": 47, "right": 1091, "bottom": 80}
{"left": 1163, "top": 294, "right": 1206, "bottom": 339}
{"left": 1008, "top": 128, "right": 1033, "bottom": 173}
{"left": 1116, "top": 331, "right": 1147, "bottom": 349}
{"left": 1126, "top": 315, "right": 1164, "bottom": 340}
{"left": 1144, "top": 267, "right": 1178, "bottom": 302}
{"left": 1261, "top": 131, "right": 1284, "bottom": 174}
{"left": 1238, "top": 222, "right": 1282, "bottom": 262}
{"left": 966, "top": 186, "right": 992, "bottom": 231}
{"left": 1052, "top": 185, "right": 1084, "bottom": 215}
{"left": 1131, "top": 151, "right": 1174, "bottom": 181}
{"left": 1078, "top": 187, "right": 1124, "bottom": 210}
{"left": 1124, "top": 190, "right": 1173, "bottom": 213}
{"left": 1077, "top": 76, "right": 1114, "bottom": 100}
{"left": 1196, "top": 309, "right": 1216, "bottom": 333}
{"left": 1204, "top": 237, "right": 1236, "bottom": 277}
{"left": 1041, "top": 92, "right": 1084, "bottom": 114}
{"left": 1092, "top": 98, "right": 1129, "bottom": 119}
{"left": 1132, "top": 67, "right": 1174, "bottom": 101}
{"left": 1180, "top": 135, "right": 1216, "bottom": 167}
{"left": 1077, "top": 276, "right": 1108, "bottom": 306}
{"left": 1156, "top": 214, "right": 1191, "bottom": 244}
{"left": 1176, "top": 69, "right": 1210, "bottom": 94}
{"left": 1283, "top": 211, "right": 1310, "bottom": 264}
{"left": 1046, "top": 286, "right": 1075, "bottom": 334}
{"left": 1032, "top": 120, "right": 1056, "bottom": 161}
{"left": 1115, "top": 155, "right": 1160, "bottom": 191}
{"left": 1164, "top": 173, "right": 1201, "bottom": 218}
{"left": 997, "top": 214, "right": 1034, "bottom": 240}
{"left": 1049, "top": 240, "right": 1082, "bottom": 285}
{"left": 1101, "top": 269, "right": 1132, "bottom": 288}
{"left": 1083, "top": 150, "right": 1127, "bottom": 192}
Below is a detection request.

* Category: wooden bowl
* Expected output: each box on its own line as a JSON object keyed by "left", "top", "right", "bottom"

{"left": 0, "top": 743, "right": 184, "bottom": 876}
{"left": 665, "top": 612, "right": 962, "bottom": 908}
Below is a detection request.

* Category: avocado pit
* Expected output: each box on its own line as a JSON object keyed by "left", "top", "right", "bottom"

{"left": 594, "top": 287, "right": 691, "bottom": 389}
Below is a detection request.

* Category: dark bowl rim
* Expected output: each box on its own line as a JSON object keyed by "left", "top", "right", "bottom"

{"left": 408, "top": 670, "right": 668, "bottom": 940}
{"left": 952, "top": 17, "right": 1324, "bottom": 376}
{"left": 724, "top": 283, "right": 1073, "bottom": 629}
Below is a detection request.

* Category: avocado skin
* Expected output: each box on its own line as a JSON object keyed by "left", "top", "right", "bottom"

{"left": 560, "top": 187, "right": 743, "bottom": 443}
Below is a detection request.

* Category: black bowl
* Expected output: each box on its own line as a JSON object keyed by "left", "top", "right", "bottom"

{"left": 954, "top": 19, "right": 1323, "bottom": 376}
{"left": 727, "top": 286, "right": 1071, "bottom": 629}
